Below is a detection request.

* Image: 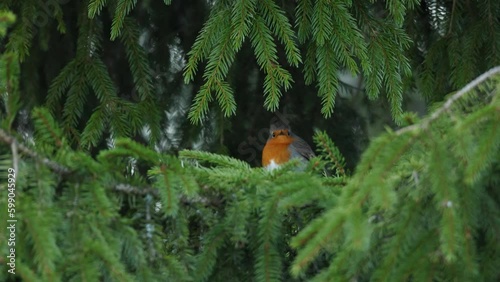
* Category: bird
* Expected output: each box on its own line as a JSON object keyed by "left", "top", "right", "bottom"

{"left": 262, "top": 118, "right": 315, "bottom": 170}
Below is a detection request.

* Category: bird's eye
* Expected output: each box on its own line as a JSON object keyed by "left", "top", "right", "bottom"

{"left": 287, "top": 131, "right": 291, "bottom": 136}
{"left": 272, "top": 132, "right": 276, "bottom": 138}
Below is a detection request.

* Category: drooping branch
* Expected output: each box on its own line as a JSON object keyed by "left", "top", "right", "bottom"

{"left": 397, "top": 66, "right": 500, "bottom": 135}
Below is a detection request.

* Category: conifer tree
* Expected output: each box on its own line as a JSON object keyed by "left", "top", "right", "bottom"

{"left": 1, "top": 1, "right": 500, "bottom": 282}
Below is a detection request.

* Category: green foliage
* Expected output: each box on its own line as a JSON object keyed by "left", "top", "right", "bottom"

{"left": 184, "top": 0, "right": 417, "bottom": 123}
{"left": 289, "top": 68, "right": 500, "bottom": 281}
{"left": 415, "top": 0, "right": 500, "bottom": 99}
{"left": 0, "top": 10, "right": 16, "bottom": 37}
{"left": 185, "top": 0, "right": 300, "bottom": 123}
{"left": 2, "top": 1, "right": 500, "bottom": 282}
{"left": 5, "top": 1, "right": 35, "bottom": 61}
{"left": 313, "top": 130, "right": 346, "bottom": 176}
{"left": 88, "top": 0, "right": 108, "bottom": 18}
{"left": 110, "top": 0, "right": 137, "bottom": 40}
{"left": 2, "top": 68, "right": 500, "bottom": 281}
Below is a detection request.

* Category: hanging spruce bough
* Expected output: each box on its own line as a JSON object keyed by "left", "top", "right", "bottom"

{"left": 184, "top": 0, "right": 417, "bottom": 124}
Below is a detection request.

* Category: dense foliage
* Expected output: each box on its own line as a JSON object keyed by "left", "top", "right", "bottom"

{"left": 1, "top": 0, "right": 500, "bottom": 281}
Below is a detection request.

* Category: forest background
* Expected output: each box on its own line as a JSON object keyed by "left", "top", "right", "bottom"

{"left": 0, "top": 0, "right": 500, "bottom": 281}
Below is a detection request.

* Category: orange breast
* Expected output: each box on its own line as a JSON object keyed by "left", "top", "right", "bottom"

{"left": 262, "top": 136, "right": 294, "bottom": 167}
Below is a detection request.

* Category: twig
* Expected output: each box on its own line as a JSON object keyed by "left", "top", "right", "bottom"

{"left": 0, "top": 129, "right": 223, "bottom": 207}
{"left": 114, "top": 183, "right": 158, "bottom": 196}
{"left": 0, "top": 128, "right": 70, "bottom": 174}
{"left": 114, "top": 183, "right": 223, "bottom": 206}
{"left": 396, "top": 66, "right": 500, "bottom": 135}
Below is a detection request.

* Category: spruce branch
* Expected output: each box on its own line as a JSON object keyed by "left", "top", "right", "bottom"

{"left": 397, "top": 66, "right": 500, "bottom": 135}
{"left": 313, "top": 131, "right": 346, "bottom": 176}
{"left": 0, "top": 128, "right": 70, "bottom": 174}
{"left": 88, "top": 0, "right": 108, "bottom": 18}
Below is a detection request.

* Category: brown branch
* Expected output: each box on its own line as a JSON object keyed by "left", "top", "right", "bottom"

{"left": 0, "top": 129, "right": 222, "bottom": 207}
{"left": 114, "top": 183, "right": 223, "bottom": 207}
{"left": 0, "top": 128, "right": 70, "bottom": 174}
{"left": 396, "top": 66, "right": 500, "bottom": 136}
{"left": 114, "top": 183, "right": 158, "bottom": 196}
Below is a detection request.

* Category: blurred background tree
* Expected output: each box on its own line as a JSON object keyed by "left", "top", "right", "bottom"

{"left": 1, "top": 0, "right": 500, "bottom": 281}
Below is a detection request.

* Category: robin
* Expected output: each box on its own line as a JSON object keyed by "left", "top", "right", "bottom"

{"left": 262, "top": 119, "right": 315, "bottom": 169}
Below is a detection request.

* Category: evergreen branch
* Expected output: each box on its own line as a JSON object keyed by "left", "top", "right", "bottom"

{"left": 427, "top": 136, "right": 461, "bottom": 262}
{"left": 303, "top": 41, "right": 316, "bottom": 85}
{"left": 184, "top": 4, "right": 227, "bottom": 83}
{"left": 24, "top": 207, "right": 61, "bottom": 281}
{"left": 256, "top": 193, "right": 282, "bottom": 282}
{"left": 88, "top": 0, "right": 108, "bottom": 18}
{"left": 187, "top": 85, "right": 213, "bottom": 124}
{"left": 213, "top": 80, "right": 237, "bottom": 117}
{"left": 291, "top": 208, "right": 345, "bottom": 276}
{"left": 397, "top": 66, "right": 500, "bottom": 135}
{"left": 53, "top": 1, "right": 67, "bottom": 33}
{"left": 344, "top": 209, "right": 371, "bottom": 251}
{"left": 47, "top": 59, "right": 78, "bottom": 111}
{"left": 164, "top": 255, "right": 191, "bottom": 281}
{"left": 313, "top": 131, "right": 346, "bottom": 176}
{"left": 179, "top": 149, "right": 251, "bottom": 169}
{"left": 1, "top": 51, "right": 21, "bottom": 130}
{"left": 107, "top": 100, "right": 133, "bottom": 137}
{"left": 97, "top": 138, "right": 159, "bottom": 167}
{"left": 0, "top": 128, "right": 70, "bottom": 174}
{"left": 193, "top": 224, "right": 226, "bottom": 282}
{"left": 250, "top": 15, "right": 293, "bottom": 111}
{"left": 76, "top": 7, "right": 104, "bottom": 58}
{"left": 137, "top": 99, "right": 162, "bottom": 143}
{"left": 90, "top": 240, "right": 135, "bottom": 282}
{"left": 372, "top": 200, "right": 420, "bottom": 281}
{"left": 5, "top": 2, "right": 35, "bottom": 61}
{"left": 110, "top": 0, "right": 137, "bottom": 40}
{"left": 202, "top": 14, "right": 234, "bottom": 89}
{"left": 263, "top": 67, "right": 288, "bottom": 111}
{"left": 258, "top": 0, "right": 302, "bottom": 66}
{"left": 386, "top": 0, "right": 405, "bottom": 26}
{"left": 156, "top": 165, "right": 179, "bottom": 216}
{"left": 316, "top": 43, "right": 339, "bottom": 117}
{"left": 295, "top": 0, "right": 313, "bottom": 43}
{"left": 224, "top": 197, "right": 252, "bottom": 244}
{"left": 464, "top": 113, "right": 500, "bottom": 183}
{"left": 250, "top": 15, "right": 278, "bottom": 68}
{"left": 188, "top": 8, "right": 236, "bottom": 123}
{"left": 311, "top": 0, "right": 333, "bottom": 46}
{"left": 85, "top": 58, "right": 118, "bottom": 103}
{"left": 369, "top": 34, "right": 403, "bottom": 122}
{"left": 330, "top": 1, "right": 367, "bottom": 74}
{"left": 120, "top": 17, "right": 154, "bottom": 101}
{"left": 81, "top": 106, "right": 107, "bottom": 148}
{"left": 231, "top": 0, "right": 257, "bottom": 51}
{"left": 32, "top": 107, "right": 64, "bottom": 148}
{"left": 62, "top": 74, "right": 89, "bottom": 128}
